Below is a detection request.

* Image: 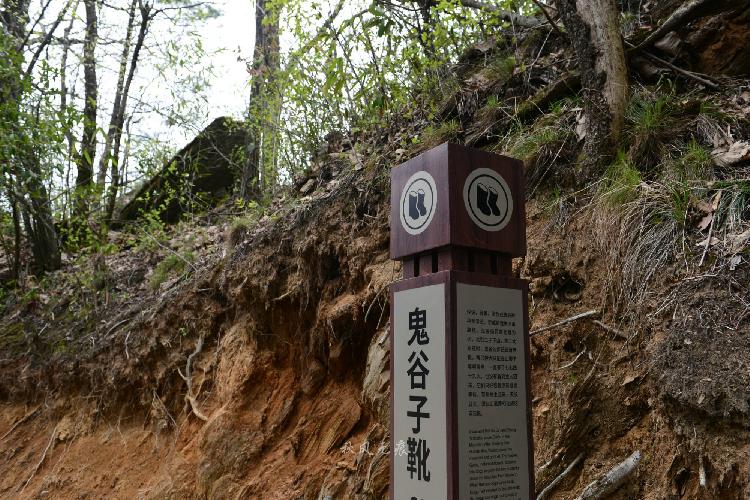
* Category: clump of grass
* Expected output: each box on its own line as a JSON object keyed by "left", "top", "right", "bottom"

{"left": 666, "top": 183, "right": 691, "bottom": 226}
{"left": 625, "top": 89, "right": 678, "bottom": 171}
{"left": 509, "top": 125, "right": 565, "bottom": 161}
{"left": 149, "top": 251, "right": 194, "bottom": 290}
{"left": 669, "top": 139, "right": 714, "bottom": 182}
{"left": 601, "top": 152, "right": 642, "bottom": 205}
{"left": 477, "top": 55, "right": 516, "bottom": 83}
{"left": 419, "top": 119, "right": 461, "bottom": 149}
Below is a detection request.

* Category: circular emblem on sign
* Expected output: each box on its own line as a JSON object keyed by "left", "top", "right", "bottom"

{"left": 463, "top": 168, "right": 513, "bottom": 231}
{"left": 399, "top": 171, "right": 437, "bottom": 235}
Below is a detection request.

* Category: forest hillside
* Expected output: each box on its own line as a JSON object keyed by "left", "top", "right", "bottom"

{"left": 1, "top": 0, "right": 749, "bottom": 498}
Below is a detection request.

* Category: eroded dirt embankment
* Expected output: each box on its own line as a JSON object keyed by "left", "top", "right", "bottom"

{"left": 1, "top": 153, "right": 748, "bottom": 498}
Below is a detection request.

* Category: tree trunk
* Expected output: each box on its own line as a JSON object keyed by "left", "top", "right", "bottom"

{"left": 243, "top": 0, "right": 280, "bottom": 199}
{"left": 556, "top": 0, "right": 628, "bottom": 176}
{"left": 102, "top": 0, "right": 149, "bottom": 225}
{"left": 1, "top": 0, "right": 61, "bottom": 274}
{"left": 97, "top": 0, "right": 136, "bottom": 190}
{"left": 72, "top": 0, "right": 98, "bottom": 235}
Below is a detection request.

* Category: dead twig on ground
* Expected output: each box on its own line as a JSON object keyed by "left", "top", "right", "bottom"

{"left": 592, "top": 320, "right": 628, "bottom": 340}
{"left": 18, "top": 422, "right": 59, "bottom": 494}
{"left": 178, "top": 334, "right": 208, "bottom": 421}
{"left": 530, "top": 310, "right": 599, "bottom": 336}
{"left": 557, "top": 350, "right": 587, "bottom": 370}
{"left": 537, "top": 453, "right": 584, "bottom": 500}
{"left": 625, "top": 40, "right": 719, "bottom": 89}
{"left": 1, "top": 405, "right": 42, "bottom": 441}
{"left": 575, "top": 450, "right": 641, "bottom": 500}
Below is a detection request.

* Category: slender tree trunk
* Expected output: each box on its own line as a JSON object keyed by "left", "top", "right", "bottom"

{"left": 59, "top": 0, "right": 80, "bottom": 224}
{"left": 555, "top": 0, "right": 627, "bottom": 176}
{"left": 97, "top": 0, "right": 136, "bottom": 190}
{"left": 1, "top": 0, "right": 61, "bottom": 274}
{"left": 72, "top": 0, "right": 98, "bottom": 234}
{"left": 243, "top": 0, "right": 280, "bottom": 199}
{"left": 104, "top": 0, "right": 150, "bottom": 224}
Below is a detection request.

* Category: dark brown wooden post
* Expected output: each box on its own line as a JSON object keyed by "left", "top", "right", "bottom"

{"left": 390, "top": 142, "right": 533, "bottom": 499}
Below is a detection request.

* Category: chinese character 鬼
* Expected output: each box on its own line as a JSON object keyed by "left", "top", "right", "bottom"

{"left": 408, "top": 307, "right": 429, "bottom": 345}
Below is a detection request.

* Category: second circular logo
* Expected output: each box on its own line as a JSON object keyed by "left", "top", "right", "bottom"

{"left": 463, "top": 168, "right": 513, "bottom": 232}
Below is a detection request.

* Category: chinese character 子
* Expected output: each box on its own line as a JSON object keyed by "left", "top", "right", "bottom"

{"left": 406, "top": 437, "right": 431, "bottom": 482}
{"left": 407, "top": 395, "right": 430, "bottom": 433}
{"left": 408, "top": 307, "right": 429, "bottom": 345}
{"left": 407, "top": 350, "right": 430, "bottom": 390}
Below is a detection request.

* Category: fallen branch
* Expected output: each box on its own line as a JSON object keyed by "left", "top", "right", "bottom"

{"left": 632, "top": 0, "right": 712, "bottom": 51}
{"left": 18, "top": 423, "right": 59, "bottom": 494}
{"left": 530, "top": 310, "right": 599, "bottom": 336}
{"left": 1, "top": 405, "right": 41, "bottom": 441}
{"left": 537, "top": 453, "right": 584, "bottom": 500}
{"left": 456, "top": 0, "right": 543, "bottom": 29}
{"left": 575, "top": 450, "right": 641, "bottom": 500}
{"left": 178, "top": 334, "right": 208, "bottom": 422}
{"left": 625, "top": 40, "right": 719, "bottom": 89}
{"left": 592, "top": 320, "right": 628, "bottom": 340}
{"left": 530, "top": 0, "right": 561, "bottom": 34}
{"left": 557, "top": 350, "right": 587, "bottom": 370}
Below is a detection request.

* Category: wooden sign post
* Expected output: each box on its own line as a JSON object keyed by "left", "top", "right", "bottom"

{"left": 390, "top": 143, "right": 533, "bottom": 499}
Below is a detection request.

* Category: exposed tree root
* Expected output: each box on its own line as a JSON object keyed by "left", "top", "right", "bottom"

{"left": 1, "top": 405, "right": 41, "bottom": 441}
{"left": 537, "top": 453, "right": 584, "bottom": 500}
{"left": 18, "top": 422, "right": 59, "bottom": 494}
{"left": 178, "top": 334, "right": 208, "bottom": 422}
{"left": 575, "top": 450, "right": 642, "bottom": 500}
{"left": 530, "top": 309, "right": 599, "bottom": 336}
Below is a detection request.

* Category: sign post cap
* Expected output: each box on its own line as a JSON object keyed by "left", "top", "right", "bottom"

{"left": 390, "top": 142, "right": 526, "bottom": 260}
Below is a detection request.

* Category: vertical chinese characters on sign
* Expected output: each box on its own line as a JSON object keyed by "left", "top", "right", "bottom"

{"left": 393, "top": 285, "right": 447, "bottom": 499}
{"left": 406, "top": 308, "right": 431, "bottom": 482}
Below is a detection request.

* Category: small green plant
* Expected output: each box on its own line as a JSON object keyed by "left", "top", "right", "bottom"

{"left": 602, "top": 152, "right": 642, "bottom": 205}
{"left": 625, "top": 88, "right": 677, "bottom": 170}
{"left": 667, "top": 183, "right": 691, "bottom": 226}
{"left": 672, "top": 139, "right": 713, "bottom": 181}
{"left": 149, "top": 251, "right": 194, "bottom": 291}
{"left": 419, "top": 120, "right": 460, "bottom": 149}
{"left": 509, "top": 125, "right": 564, "bottom": 161}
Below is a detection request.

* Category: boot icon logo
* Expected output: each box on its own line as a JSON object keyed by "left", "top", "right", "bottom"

{"left": 400, "top": 171, "right": 437, "bottom": 235}
{"left": 464, "top": 168, "right": 513, "bottom": 231}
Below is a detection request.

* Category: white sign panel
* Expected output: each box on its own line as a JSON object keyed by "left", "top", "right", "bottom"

{"left": 393, "top": 284, "right": 448, "bottom": 499}
{"left": 457, "top": 284, "right": 529, "bottom": 499}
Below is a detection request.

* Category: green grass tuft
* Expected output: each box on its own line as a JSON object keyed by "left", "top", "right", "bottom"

{"left": 149, "top": 251, "right": 194, "bottom": 291}
{"left": 671, "top": 139, "right": 714, "bottom": 181}
{"left": 602, "top": 152, "right": 642, "bottom": 205}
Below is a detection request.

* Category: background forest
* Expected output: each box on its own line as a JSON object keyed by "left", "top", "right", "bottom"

{"left": 1, "top": 0, "right": 542, "bottom": 281}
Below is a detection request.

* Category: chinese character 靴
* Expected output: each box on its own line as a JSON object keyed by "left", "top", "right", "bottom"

{"left": 408, "top": 307, "right": 429, "bottom": 345}
{"left": 407, "top": 437, "right": 431, "bottom": 481}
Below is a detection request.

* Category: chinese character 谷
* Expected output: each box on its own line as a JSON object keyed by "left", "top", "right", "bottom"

{"left": 407, "top": 350, "right": 430, "bottom": 389}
